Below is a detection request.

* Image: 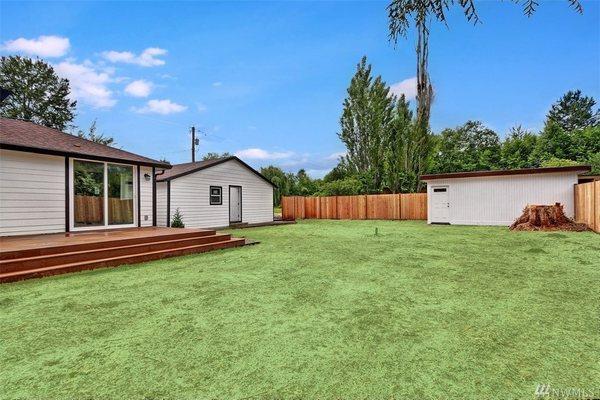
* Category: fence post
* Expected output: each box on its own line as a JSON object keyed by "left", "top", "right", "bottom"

{"left": 592, "top": 181, "right": 600, "bottom": 233}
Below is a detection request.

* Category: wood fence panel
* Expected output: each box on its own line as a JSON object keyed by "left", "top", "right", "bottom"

{"left": 304, "top": 197, "right": 319, "bottom": 219}
{"left": 318, "top": 197, "right": 327, "bottom": 219}
{"left": 596, "top": 181, "right": 600, "bottom": 232}
{"left": 367, "top": 194, "right": 400, "bottom": 220}
{"left": 574, "top": 181, "right": 598, "bottom": 233}
{"left": 281, "top": 193, "right": 426, "bottom": 221}
{"left": 281, "top": 196, "right": 295, "bottom": 221}
{"left": 330, "top": 196, "right": 338, "bottom": 219}
{"left": 354, "top": 195, "right": 367, "bottom": 219}
{"left": 318, "top": 196, "right": 336, "bottom": 219}
{"left": 401, "top": 193, "right": 428, "bottom": 220}
{"left": 294, "top": 196, "right": 305, "bottom": 219}
{"left": 336, "top": 196, "right": 350, "bottom": 219}
{"left": 341, "top": 195, "right": 364, "bottom": 220}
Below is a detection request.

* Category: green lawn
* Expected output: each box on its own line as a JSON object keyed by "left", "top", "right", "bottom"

{"left": 1, "top": 220, "right": 599, "bottom": 399}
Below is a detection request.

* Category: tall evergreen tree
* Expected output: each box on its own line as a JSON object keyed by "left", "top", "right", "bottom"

{"left": 338, "top": 56, "right": 394, "bottom": 191}
{"left": 500, "top": 126, "right": 538, "bottom": 169}
{"left": 75, "top": 119, "right": 116, "bottom": 146}
{"left": 202, "top": 152, "right": 232, "bottom": 161}
{"left": 0, "top": 56, "right": 76, "bottom": 130}
{"left": 546, "top": 90, "right": 599, "bottom": 131}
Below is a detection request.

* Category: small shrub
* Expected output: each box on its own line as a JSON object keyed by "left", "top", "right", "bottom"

{"left": 171, "top": 208, "right": 185, "bottom": 228}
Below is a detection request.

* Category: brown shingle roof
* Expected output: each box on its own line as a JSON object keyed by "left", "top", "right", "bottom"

{"left": 156, "top": 156, "right": 276, "bottom": 187}
{"left": 0, "top": 118, "right": 170, "bottom": 168}
{"left": 421, "top": 165, "right": 591, "bottom": 180}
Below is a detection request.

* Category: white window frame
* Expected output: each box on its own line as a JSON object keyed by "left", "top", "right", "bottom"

{"left": 69, "top": 158, "right": 138, "bottom": 231}
{"left": 209, "top": 186, "right": 223, "bottom": 205}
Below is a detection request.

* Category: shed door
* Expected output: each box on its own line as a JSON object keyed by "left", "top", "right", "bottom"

{"left": 229, "top": 186, "right": 242, "bottom": 223}
{"left": 430, "top": 186, "right": 450, "bottom": 224}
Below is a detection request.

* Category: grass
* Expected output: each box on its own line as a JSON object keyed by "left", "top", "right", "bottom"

{"left": 1, "top": 220, "right": 599, "bottom": 399}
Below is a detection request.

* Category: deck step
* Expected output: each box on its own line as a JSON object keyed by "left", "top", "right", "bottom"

{"left": 0, "top": 233, "right": 232, "bottom": 273}
{"left": 0, "top": 238, "right": 245, "bottom": 283}
{"left": 0, "top": 229, "right": 217, "bottom": 260}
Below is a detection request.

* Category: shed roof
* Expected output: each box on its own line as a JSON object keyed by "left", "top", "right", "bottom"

{"left": 421, "top": 165, "right": 591, "bottom": 181}
{"left": 156, "top": 156, "right": 276, "bottom": 187}
{"left": 0, "top": 118, "right": 170, "bottom": 168}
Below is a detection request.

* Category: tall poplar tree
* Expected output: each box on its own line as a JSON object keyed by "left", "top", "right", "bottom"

{"left": 384, "top": 94, "right": 415, "bottom": 192}
{"left": 338, "top": 56, "right": 394, "bottom": 191}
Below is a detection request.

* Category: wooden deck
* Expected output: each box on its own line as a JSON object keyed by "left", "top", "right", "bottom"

{"left": 0, "top": 227, "right": 245, "bottom": 283}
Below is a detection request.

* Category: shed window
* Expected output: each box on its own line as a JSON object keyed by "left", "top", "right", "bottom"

{"left": 433, "top": 188, "right": 447, "bottom": 193}
{"left": 210, "top": 186, "right": 222, "bottom": 205}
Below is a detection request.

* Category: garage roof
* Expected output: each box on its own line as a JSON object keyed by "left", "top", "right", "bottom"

{"left": 0, "top": 118, "right": 170, "bottom": 168}
{"left": 421, "top": 165, "right": 591, "bottom": 180}
{"left": 156, "top": 156, "right": 276, "bottom": 187}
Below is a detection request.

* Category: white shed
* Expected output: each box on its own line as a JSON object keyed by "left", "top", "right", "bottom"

{"left": 421, "top": 166, "right": 591, "bottom": 226}
{"left": 155, "top": 156, "right": 274, "bottom": 228}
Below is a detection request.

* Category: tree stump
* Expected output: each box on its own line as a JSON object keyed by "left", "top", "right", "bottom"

{"left": 510, "top": 203, "right": 588, "bottom": 231}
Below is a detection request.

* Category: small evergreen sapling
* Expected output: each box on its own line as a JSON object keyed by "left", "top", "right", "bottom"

{"left": 171, "top": 208, "right": 185, "bottom": 228}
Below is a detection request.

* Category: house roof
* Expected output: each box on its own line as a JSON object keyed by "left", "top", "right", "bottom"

{"left": 156, "top": 156, "right": 276, "bottom": 187}
{"left": 0, "top": 118, "right": 170, "bottom": 168}
{"left": 421, "top": 165, "right": 592, "bottom": 181}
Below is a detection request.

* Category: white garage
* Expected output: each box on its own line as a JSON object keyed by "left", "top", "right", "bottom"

{"left": 155, "top": 156, "right": 275, "bottom": 229}
{"left": 421, "top": 165, "right": 591, "bottom": 226}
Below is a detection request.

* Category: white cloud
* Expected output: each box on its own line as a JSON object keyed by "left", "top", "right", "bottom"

{"left": 2, "top": 35, "right": 70, "bottom": 58}
{"left": 389, "top": 77, "right": 417, "bottom": 100}
{"left": 196, "top": 103, "right": 207, "bottom": 112}
{"left": 124, "top": 79, "right": 152, "bottom": 97}
{"left": 54, "top": 60, "right": 116, "bottom": 108}
{"left": 326, "top": 151, "right": 346, "bottom": 160}
{"left": 235, "top": 148, "right": 294, "bottom": 160}
{"left": 212, "top": 81, "right": 222, "bottom": 87}
{"left": 102, "top": 47, "right": 167, "bottom": 67}
{"left": 134, "top": 99, "right": 187, "bottom": 115}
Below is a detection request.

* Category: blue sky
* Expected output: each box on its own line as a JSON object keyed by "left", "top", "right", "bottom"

{"left": 1, "top": 1, "right": 598, "bottom": 177}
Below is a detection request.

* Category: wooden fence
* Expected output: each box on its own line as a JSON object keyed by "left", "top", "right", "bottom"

{"left": 282, "top": 193, "right": 427, "bottom": 221}
{"left": 74, "top": 195, "right": 133, "bottom": 225}
{"left": 574, "top": 181, "right": 600, "bottom": 233}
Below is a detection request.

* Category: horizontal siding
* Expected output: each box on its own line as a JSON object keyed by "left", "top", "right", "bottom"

{"left": 168, "top": 159, "right": 273, "bottom": 228}
{"left": 426, "top": 172, "right": 579, "bottom": 226}
{"left": 140, "top": 166, "right": 153, "bottom": 227}
{"left": 156, "top": 181, "right": 168, "bottom": 227}
{"left": 0, "top": 150, "right": 65, "bottom": 236}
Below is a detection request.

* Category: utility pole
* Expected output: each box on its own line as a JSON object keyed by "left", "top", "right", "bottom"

{"left": 191, "top": 126, "right": 196, "bottom": 162}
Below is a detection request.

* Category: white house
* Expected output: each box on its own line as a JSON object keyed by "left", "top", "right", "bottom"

{"left": 421, "top": 165, "right": 591, "bottom": 226}
{"left": 0, "top": 118, "right": 170, "bottom": 236}
{"left": 155, "top": 156, "right": 274, "bottom": 228}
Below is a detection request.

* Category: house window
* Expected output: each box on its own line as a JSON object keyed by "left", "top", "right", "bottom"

{"left": 210, "top": 186, "right": 222, "bottom": 205}
{"left": 433, "top": 188, "right": 447, "bottom": 193}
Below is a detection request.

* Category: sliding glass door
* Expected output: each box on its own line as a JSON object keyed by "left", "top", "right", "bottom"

{"left": 108, "top": 164, "right": 134, "bottom": 225}
{"left": 73, "top": 160, "right": 105, "bottom": 227}
{"left": 72, "top": 159, "right": 136, "bottom": 230}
